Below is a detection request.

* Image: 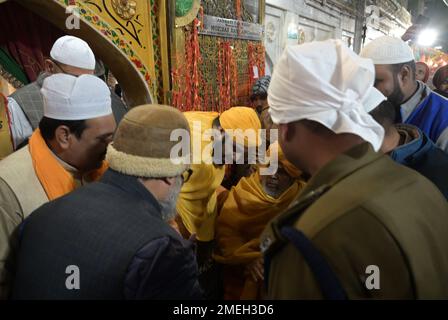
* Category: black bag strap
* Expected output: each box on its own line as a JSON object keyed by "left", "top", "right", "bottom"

{"left": 279, "top": 226, "right": 347, "bottom": 300}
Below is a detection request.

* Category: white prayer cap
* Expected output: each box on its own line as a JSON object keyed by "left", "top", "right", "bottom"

{"left": 50, "top": 35, "right": 96, "bottom": 70}
{"left": 362, "top": 87, "right": 386, "bottom": 113}
{"left": 42, "top": 74, "right": 112, "bottom": 121}
{"left": 360, "top": 36, "right": 415, "bottom": 65}
{"left": 268, "top": 39, "right": 384, "bottom": 152}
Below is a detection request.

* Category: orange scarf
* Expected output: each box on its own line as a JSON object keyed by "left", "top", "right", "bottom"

{"left": 29, "top": 129, "right": 108, "bottom": 201}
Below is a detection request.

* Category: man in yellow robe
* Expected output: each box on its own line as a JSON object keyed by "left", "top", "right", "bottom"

{"left": 175, "top": 106, "right": 261, "bottom": 299}
{"left": 176, "top": 107, "right": 262, "bottom": 242}
{"left": 214, "top": 142, "right": 305, "bottom": 299}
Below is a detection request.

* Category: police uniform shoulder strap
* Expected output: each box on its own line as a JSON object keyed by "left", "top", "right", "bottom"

{"left": 261, "top": 184, "right": 336, "bottom": 297}
{"left": 279, "top": 225, "right": 347, "bottom": 300}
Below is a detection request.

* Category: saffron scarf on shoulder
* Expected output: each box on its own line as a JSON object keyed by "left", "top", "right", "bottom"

{"left": 28, "top": 129, "right": 108, "bottom": 200}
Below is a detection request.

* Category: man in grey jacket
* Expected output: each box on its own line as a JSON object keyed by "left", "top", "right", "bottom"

{"left": 7, "top": 35, "right": 126, "bottom": 149}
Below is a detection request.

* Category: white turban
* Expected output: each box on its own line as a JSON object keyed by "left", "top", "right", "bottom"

{"left": 268, "top": 39, "right": 384, "bottom": 152}
{"left": 42, "top": 74, "right": 112, "bottom": 121}
{"left": 362, "top": 87, "right": 386, "bottom": 113}
{"left": 360, "top": 36, "right": 415, "bottom": 65}
{"left": 50, "top": 35, "right": 96, "bottom": 70}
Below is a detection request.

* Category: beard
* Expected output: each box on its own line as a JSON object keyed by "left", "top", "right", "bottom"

{"left": 262, "top": 179, "right": 282, "bottom": 199}
{"left": 387, "top": 77, "right": 405, "bottom": 108}
{"left": 386, "top": 77, "right": 405, "bottom": 123}
{"left": 159, "top": 176, "right": 183, "bottom": 221}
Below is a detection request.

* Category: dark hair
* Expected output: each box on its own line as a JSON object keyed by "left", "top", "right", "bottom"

{"left": 390, "top": 60, "right": 416, "bottom": 81}
{"left": 39, "top": 117, "right": 87, "bottom": 141}
{"left": 433, "top": 65, "right": 448, "bottom": 89}
{"left": 301, "top": 120, "right": 334, "bottom": 136}
{"left": 114, "top": 83, "right": 122, "bottom": 98}
{"left": 369, "top": 100, "right": 397, "bottom": 132}
{"left": 250, "top": 92, "right": 268, "bottom": 102}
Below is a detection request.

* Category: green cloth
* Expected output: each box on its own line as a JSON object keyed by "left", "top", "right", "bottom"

{"left": 0, "top": 48, "right": 29, "bottom": 85}
{"left": 175, "top": 0, "right": 194, "bottom": 17}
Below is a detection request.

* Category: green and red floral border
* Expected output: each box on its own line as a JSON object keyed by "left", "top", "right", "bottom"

{"left": 60, "top": 0, "right": 155, "bottom": 98}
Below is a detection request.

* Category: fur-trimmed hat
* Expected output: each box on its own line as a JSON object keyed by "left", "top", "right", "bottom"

{"left": 106, "top": 104, "right": 190, "bottom": 178}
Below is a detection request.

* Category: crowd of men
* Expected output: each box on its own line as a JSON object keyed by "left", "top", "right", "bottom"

{"left": 0, "top": 33, "right": 447, "bottom": 300}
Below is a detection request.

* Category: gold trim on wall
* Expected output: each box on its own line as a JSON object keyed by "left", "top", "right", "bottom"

{"left": 159, "top": 0, "right": 171, "bottom": 104}
{"left": 259, "top": 0, "right": 265, "bottom": 25}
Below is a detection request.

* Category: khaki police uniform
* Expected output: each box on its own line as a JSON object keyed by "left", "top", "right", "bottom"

{"left": 262, "top": 143, "right": 448, "bottom": 299}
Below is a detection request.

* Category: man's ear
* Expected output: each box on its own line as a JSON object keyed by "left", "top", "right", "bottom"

{"left": 279, "top": 123, "right": 295, "bottom": 144}
{"left": 44, "top": 59, "right": 56, "bottom": 74}
{"left": 54, "top": 125, "right": 72, "bottom": 150}
{"left": 399, "top": 65, "right": 413, "bottom": 84}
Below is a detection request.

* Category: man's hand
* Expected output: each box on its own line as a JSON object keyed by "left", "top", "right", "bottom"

{"left": 245, "top": 258, "right": 264, "bottom": 282}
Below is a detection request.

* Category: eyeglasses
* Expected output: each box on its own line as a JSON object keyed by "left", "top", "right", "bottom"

{"left": 181, "top": 169, "right": 193, "bottom": 184}
{"left": 51, "top": 59, "right": 82, "bottom": 77}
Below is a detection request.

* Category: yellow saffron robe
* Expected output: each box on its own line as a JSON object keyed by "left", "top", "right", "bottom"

{"left": 176, "top": 112, "right": 225, "bottom": 241}
{"left": 215, "top": 169, "right": 305, "bottom": 299}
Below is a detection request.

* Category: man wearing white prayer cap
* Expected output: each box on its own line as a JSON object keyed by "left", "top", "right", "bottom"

{"left": 261, "top": 39, "right": 448, "bottom": 299}
{"left": 366, "top": 88, "right": 448, "bottom": 200}
{"left": 0, "top": 74, "right": 116, "bottom": 299}
{"left": 6, "top": 35, "right": 126, "bottom": 152}
{"left": 360, "top": 36, "right": 448, "bottom": 153}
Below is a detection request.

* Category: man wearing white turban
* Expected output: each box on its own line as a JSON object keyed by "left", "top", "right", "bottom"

{"left": 261, "top": 39, "right": 448, "bottom": 299}
{"left": 0, "top": 74, "right": 116, "bottom": 299}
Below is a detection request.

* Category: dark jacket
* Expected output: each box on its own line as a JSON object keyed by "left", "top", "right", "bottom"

{"left": 435, "top": 89, "right": 448, "bottom": 99}
{"left": 12, "top": 169, "right": 202, "bottom": 300}
{"left": 390, "top": 124, "right": 448, "bottom": 200}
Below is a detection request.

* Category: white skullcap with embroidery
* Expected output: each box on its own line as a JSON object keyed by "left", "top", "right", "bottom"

{"left": 360, "top": 36, "right": 415, "bottom": 65}
{"left": 42, "top": 74, "right": 112, "bottom": 120}
{"left": 50, "top": 35, "right": 96, "bottom": 70}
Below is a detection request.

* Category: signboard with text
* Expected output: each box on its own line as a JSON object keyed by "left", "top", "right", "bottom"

{"left": 199, "top": 15, "right": 264, "bottom": 41}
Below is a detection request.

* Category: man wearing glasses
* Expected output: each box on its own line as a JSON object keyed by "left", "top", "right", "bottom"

{"left": 7, "top": 35, "right": 126, "bottom": 150}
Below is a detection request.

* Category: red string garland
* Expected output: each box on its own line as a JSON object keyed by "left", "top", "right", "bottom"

{"left": 171, "top": 7, "right": 266, "bottom": 112}
{"left": 235, "top": 0, "right": 242, "bottom": 36}
{"left": 217, "top": 41, "right": 238, "bottom": 113}
{"left": 247, "top": 42, "right": 266, "bottom": 99}
{"left": 171, "top": 18, "right": 204, "bottom": 111}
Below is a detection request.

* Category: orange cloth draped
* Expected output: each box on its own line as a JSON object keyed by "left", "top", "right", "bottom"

{"left": 28, "top": 129, "right": 108, "bottom": 201}
{"left": 214, "top": 169, "right": 305, "bottom": 299}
